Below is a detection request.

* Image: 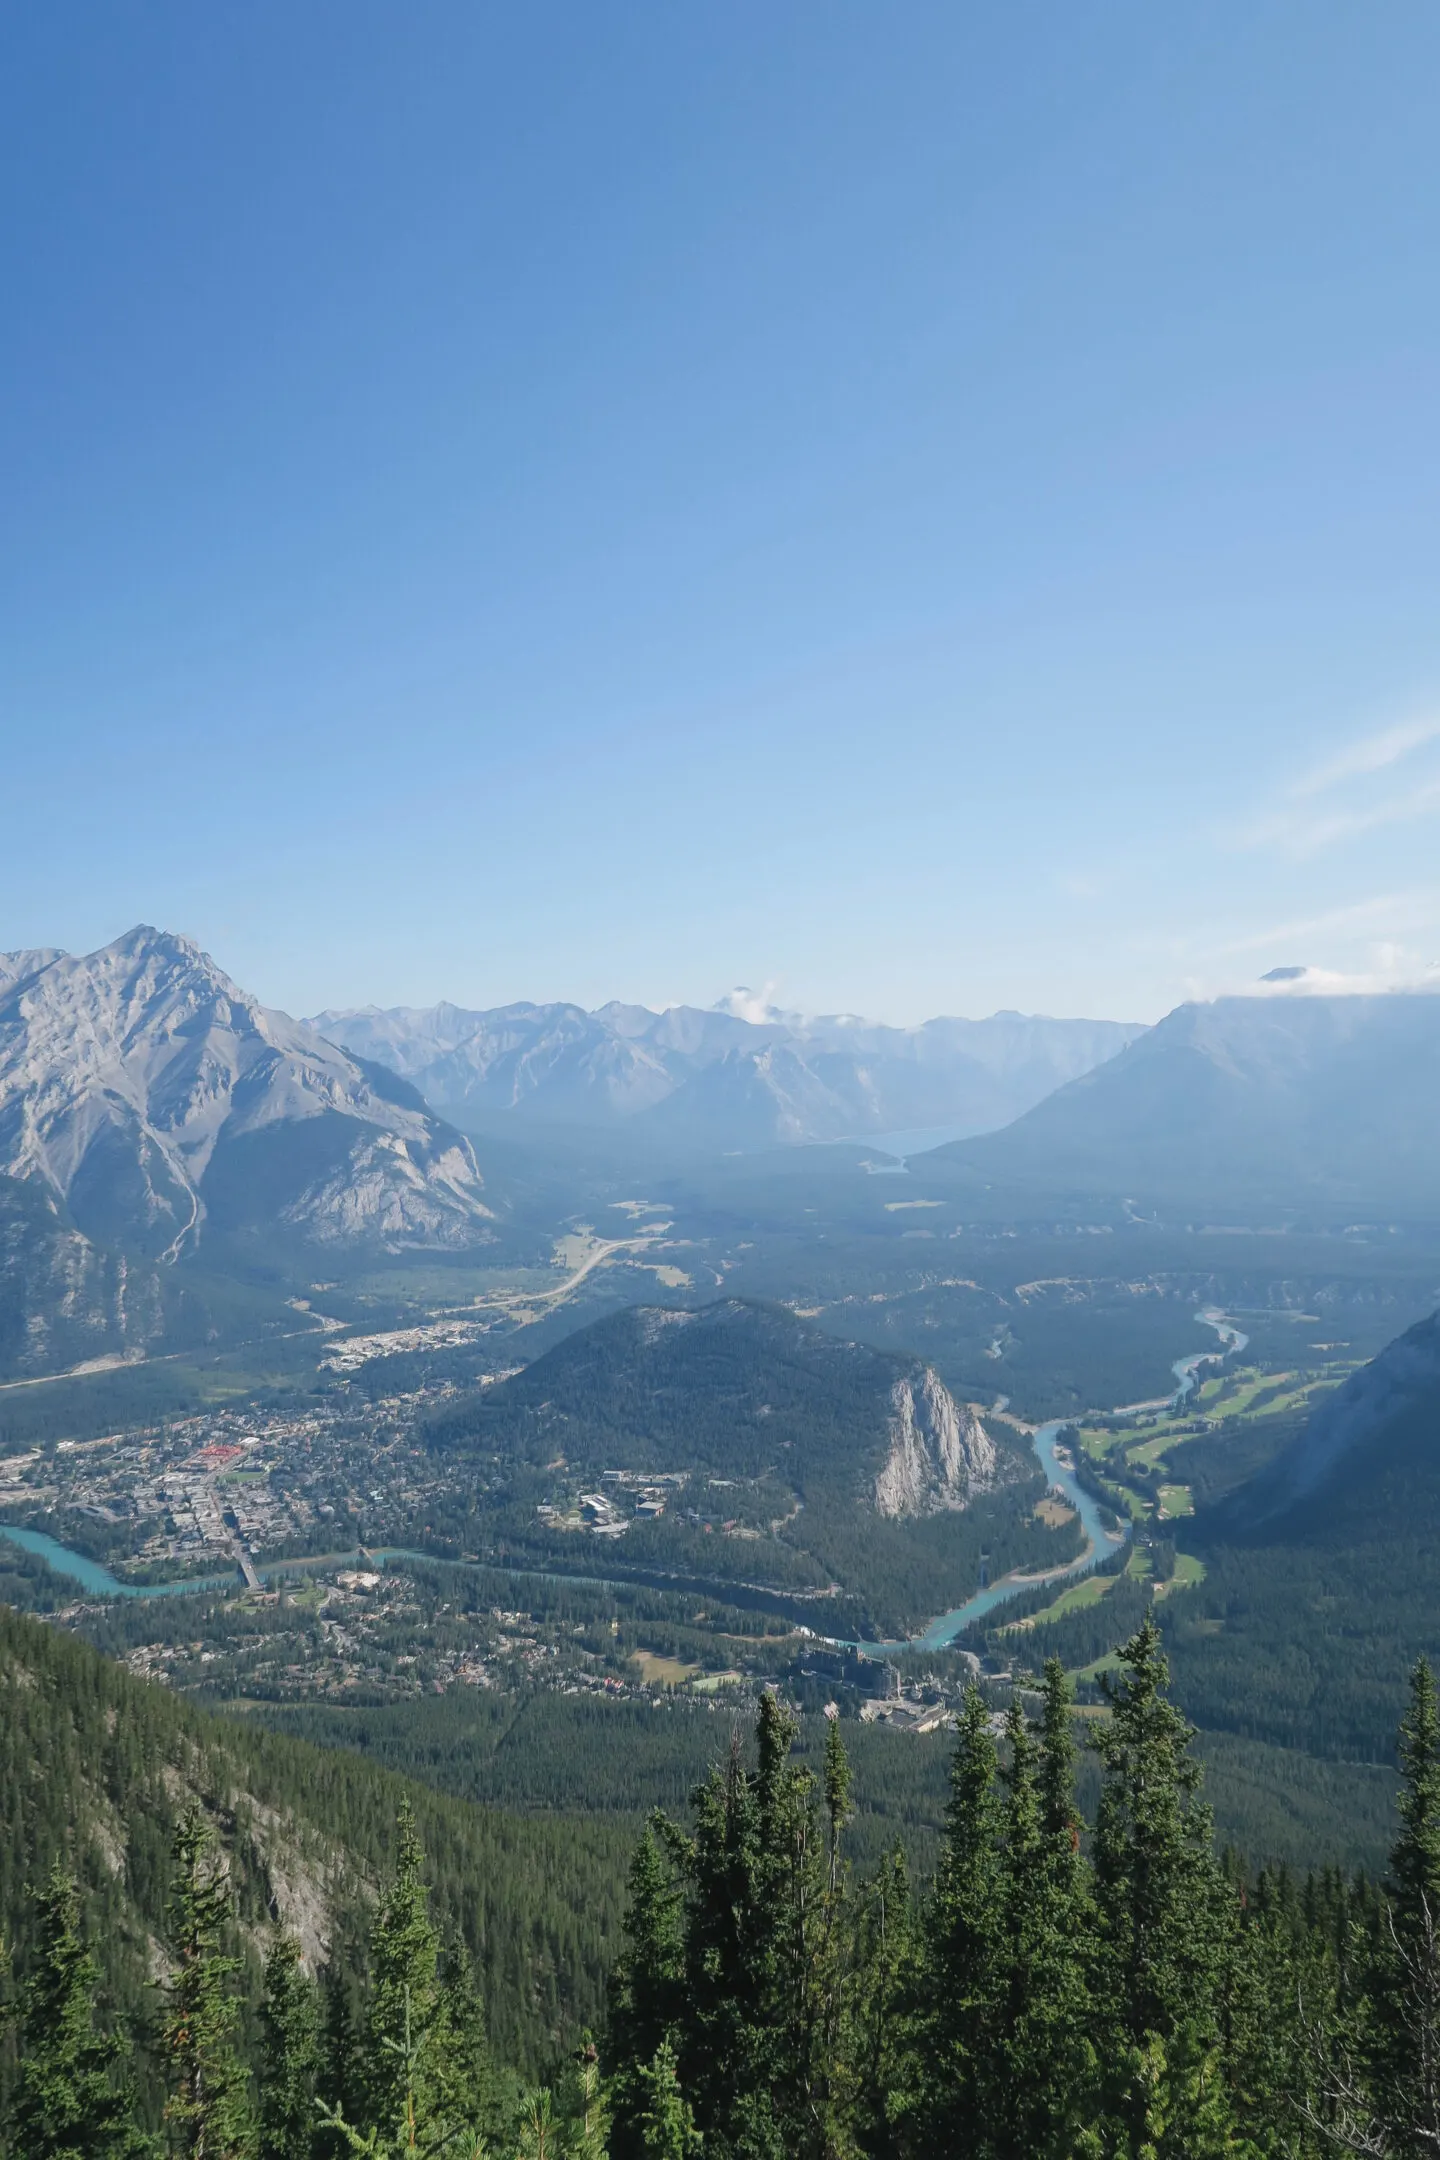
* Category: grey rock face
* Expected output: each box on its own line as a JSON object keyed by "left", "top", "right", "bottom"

{"left": 0, "top": 927, "right": 493, "bottom": 1260}
{"left": 873, "top": 1371, "right": 999, "bottom": 1517}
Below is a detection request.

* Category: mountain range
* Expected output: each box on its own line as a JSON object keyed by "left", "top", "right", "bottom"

{"left": 929, "top": 988, "right": 1440, "bottom": 1216}
{"left": 312, "top": 994, "right": 1143, "bottom": 1149}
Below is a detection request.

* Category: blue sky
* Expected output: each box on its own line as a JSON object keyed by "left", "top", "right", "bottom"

{"left": 3, "top": 3, "right": 1440, "bottom": 1024}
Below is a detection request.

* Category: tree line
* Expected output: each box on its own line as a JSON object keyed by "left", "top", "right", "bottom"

{"left": 7, "top": 1617, "right": 1440, "bottom": 2156}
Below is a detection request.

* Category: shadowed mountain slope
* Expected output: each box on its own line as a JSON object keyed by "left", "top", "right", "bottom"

{"left": 1162, "top": 1307, "right": 1440, "bottom": 1762}
{"left": 426, "top": 1296, "right": 1001, "bottom": 1516}
{"left": 926, "top": 990, "right": 1440, "bottom": 1215}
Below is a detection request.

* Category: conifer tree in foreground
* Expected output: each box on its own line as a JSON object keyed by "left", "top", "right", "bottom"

{"left": 606, "top": 1825, "right": 686, "bottom": 2160}
{"left": 1327, "top": 1656, "right": 1440, "bottom": 2156}
{"left": 1383, "top": 1656, "right": 1440, "bottom": 2144}
{"left": 989, "top": 1666, "right": 1097, "bottom": 2160}
{"left": 607, "top": 1690, "right": 858, "bottom": 2160}
{"left": 317, "top": 1800, "right": 492, "bottom": 2159}
{"left": 1090, "top": 1617, "right": 1238, "bottom": 2158}
{"left": 3, "top": 1861, "right": 146, "bottom": 2160}
{"left": 633, "top": 2042, "right": 701, "bottom": 2160}
{"left": 259, "top": 1934, "right": 319, "bottom": 2160}
{"left": 848, "top": 1842, "right": 919, "bottom": 2160}
{"left": 922, "top": 1682, "right": 1002, "bottom": 2153}
{"left": 162, "top": 1807, "right": 254, "bottom": 2160}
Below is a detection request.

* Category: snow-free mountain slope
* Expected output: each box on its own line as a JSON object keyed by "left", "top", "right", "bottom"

{"left": 0, "top": 927, "right": 494, "bottom": 1260}
{"left": 927, "top": 990, "right": 1440, "bottom": 1212}
{"left": 427, "top": 1295, "right": 1002, "bottom": 1516}
{"left": 312, "top": 996, "right": 1142, "bottom": 1148}
{"left": 0, "top": 947, "right": 66, "bottom": 994}
{"left": 1222, "top": 1308, "right": 1440, "bottom": 1531}
{"left": 1162, "top": 1306, "right": 1440, "bottom": 1766}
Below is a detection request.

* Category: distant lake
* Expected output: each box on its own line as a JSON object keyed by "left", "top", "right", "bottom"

{"left": 824, "top": 1125, "right": 971, "bottom": 1170}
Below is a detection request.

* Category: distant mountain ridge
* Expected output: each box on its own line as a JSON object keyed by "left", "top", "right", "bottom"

{"left": 311, "top": 994, "right": 1143, "bottom": 1149}
{"left": 928, "top": 989, "right": 1440, "bottom": 1214}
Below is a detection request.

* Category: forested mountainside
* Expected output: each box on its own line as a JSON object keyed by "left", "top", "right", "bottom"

{"left": 1160, "top": 1308, "right": 1440, "bottom": 1762}
{"left": 928, "top": 988, "right": 1440, "bottom": 1214}
{"left": 7, "top": 1602, "right": 1440, "bottom": 2157}
{"left": 421, "top": 1297, "right": 1073, "bottom": 1637}
{"left": 0, "top": 1604, "right": 627, "bottom": 2087}
{"left": 428, "top": 1298, "right": 1001, "bottom": 1510}
{"left": 313, "top": 995, "right": 1143, "bottom": 1148}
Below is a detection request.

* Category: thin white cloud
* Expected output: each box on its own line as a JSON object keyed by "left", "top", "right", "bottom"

{"left": 1239, "top": 774, "right": 1440, "bottom": 856}
{"left": 1215, "top": 890, "right": 1440, "bottom": 957}
{"left": 1231, "top": 707, "right": 1440, "bottom": 855}
{"left": 1293, "top": 713, "right": 1440, "bottom": 798}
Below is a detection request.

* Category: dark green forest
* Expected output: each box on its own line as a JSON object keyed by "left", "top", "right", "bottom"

{"left": 419, "top": 1297, "right": 1082, "bottom": 1635}
{"left": 6, "top": 1603, "right": 1440, "bottom": 2158}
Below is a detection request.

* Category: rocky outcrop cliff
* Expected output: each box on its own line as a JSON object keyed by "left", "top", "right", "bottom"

{"left": 873, "top": 1368, "right": 999, "bottom": 1517}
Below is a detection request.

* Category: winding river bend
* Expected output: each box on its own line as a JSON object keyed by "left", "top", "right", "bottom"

{"left": 874, "top": 1307, "right": 1250, "bottom": 1651}
{"left": 0, "top": 1314, "right": 1250, "bottom": 1640}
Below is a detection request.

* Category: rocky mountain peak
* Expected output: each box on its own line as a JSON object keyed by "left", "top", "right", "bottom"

{"left": 0, "top": 927, "right": 494, "bottom": 1263}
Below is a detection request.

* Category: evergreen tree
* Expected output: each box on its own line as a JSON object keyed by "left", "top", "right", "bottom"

{"left": 635, "top": 2042, "right": 702, "bottom": 2160}
{"left": 561, "top": 2036, "right": 606, "bottom": 2160}
{"left": 514, "top": 2086, "right": 560, "bottom": 2160}
{"left": 606, "top": 1824, "right": 686, "bottom": 2160}
{"left": 989, "top": 1678, "right": 1097, "bottom": 2160}
{"left": 4, "top": 1862, "right": 146, "bottom": 2160}
{"left": 1367, "top": 1658, "right": 1440, "bottom": 2152}
{"left": 922, "top": 1683, "right": 1002, "bottom": 2154}
{"left": 432, "top": 1945, "right": 499, "bottom": 2152}
{"left": 160, "top": 1807, "right": 253, "bottom": 2160}
{"left": 315, "top": 1987, "right": 487, "bottom": 2160}
{"left": 319, "top": 1806, "right": 490, "bottom": 2160}
{"left": 315, "top": 1964, "right": 365, "bottom": 2160}
{"left": 1391, "top": 1659, "right": 1440, "bottom": 1937}
{"left": 1091, "top": 1620, "right": 1237, "bottom": 2158}
{"left": 753, "top": 1687, "right": 820, "bottom": 2154}
{"left": 364, "top": 1805, "right": 442, "bottom": 2137}
{"left": 258, "top": 1935, "right": 318, "bottom": 2160}
{"left": 810, "top": 1713, "right": 856, "bottom": 2158}
{"left": 848, "top": 1848, "right": 920, "bottom": 2160}
{"left": 675, "top": 1722, "right": 775, "bottom": 2159}
{"left": 612, "top": 1695, "right": 854, "bottom": 2160}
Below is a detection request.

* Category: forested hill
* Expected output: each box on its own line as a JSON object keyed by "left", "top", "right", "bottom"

{"left": 1224, "top": 1306, "right": 1440, "bottom": 1530}
{"left": 0, "top": 1604, "right": 628, "bottom": 2080}
{"left": 1165, "top": 1308, "right": 1440, "bottom": 1762}
{"left": 425, "top": 1296, "right": 1007, "bottom": 1511}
